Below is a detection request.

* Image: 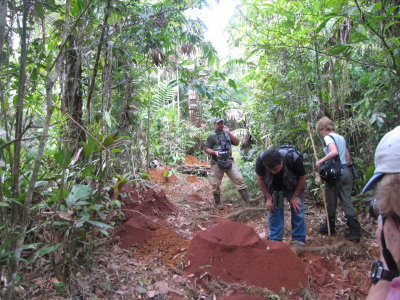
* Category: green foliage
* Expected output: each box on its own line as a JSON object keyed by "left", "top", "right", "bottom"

{"left": 152, "top": 79, "right": 178, "bottom": 112}
{"left": 149, "top": 110, "right": 202, "bottom": 165}
{"left": 228, "top": 0, "right": 400, "bottom": 196}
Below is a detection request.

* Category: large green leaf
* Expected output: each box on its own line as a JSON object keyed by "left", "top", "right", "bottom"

{"left": 54, "top": 150, "right": 72, "bottom": 167}
{"left": 66, "top": 185, "right": 91, "bottom": 208}
{"left": 315, "top": 14, "right": 337, "bottom": 34}
{"left": 328, "top": 45, "right": 350, "bottom": 55}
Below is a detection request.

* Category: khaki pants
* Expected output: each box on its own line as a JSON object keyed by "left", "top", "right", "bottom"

{"left": 208, "top": 161, "right": 246, "bottom": 194}
{"left": 325, "top": 167, "right": 356, "bottom": 217}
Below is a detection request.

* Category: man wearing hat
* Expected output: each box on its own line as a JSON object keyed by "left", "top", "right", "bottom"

{"left": 363, "top": 126, "right": 400, "bottom": 299}
{"left": 204, "top": 117, "right": 253, "bottom": 208}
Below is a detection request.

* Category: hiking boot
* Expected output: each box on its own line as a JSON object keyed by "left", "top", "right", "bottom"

{"left": 346, "top": 215, "right": 361, "bottom": 243}
{"left": 291, "top": 240, "right": 305, "bottom": 247}
{"left": 213, "top": 193, "right": 223, "bottom": 210}
{"left": 238, "top": 188, "right": 255, "bottom": 204}
{"left": 318, "top": 216, "right": 336, "bottom": 235}
{"left": 291, "top": 240, "right": 305, "bottom": 254}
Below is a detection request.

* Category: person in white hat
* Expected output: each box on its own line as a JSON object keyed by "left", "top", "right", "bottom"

{"left": 364, "top": 126, "right": 400, "bottom": 299}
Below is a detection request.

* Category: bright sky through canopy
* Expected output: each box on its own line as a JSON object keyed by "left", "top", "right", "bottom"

{"left": 193, "top": 0, "right": 240, "bottom": 56}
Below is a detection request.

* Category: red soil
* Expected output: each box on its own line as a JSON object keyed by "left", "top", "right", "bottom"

{"left": 135, "top": 226, "right": 190, "bottom": 267}
{"left": 187, "top": 192, "right": 203, "bottom": 202}
{"left": 183, "top": 154, "right": 209, "bottom": 166}
{"left": 186, "top": 175, "right": 199, "bottom": 183}
{"left": 218, "top": 295, "right": 265, "bottom": 300}
{"left": 149, "top": 169, "right": 178, "bottom": 183}
{"left": 114, "top": 185, "right": 176, "bottom": 249}
{"left": 184, "top": 220, "right": 306, "bottom": 294}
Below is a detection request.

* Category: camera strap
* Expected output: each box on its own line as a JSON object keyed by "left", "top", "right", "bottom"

{"left": 381, "top": 217, "right": 400, "bottom": 274}
{"left": 217, "top": 131, "right": 231, "bottom": 150}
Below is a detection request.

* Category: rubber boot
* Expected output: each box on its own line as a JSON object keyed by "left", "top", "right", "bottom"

{"left": 238, "top": 188, "right": 257, "bottom": 204}
{"left": 238, "top": 188, "right": 249, "bottom": 203}
{"left": 345, "top": 215, "right": 361, "bottom": 242}
{"left": 318, "top": 215, "right": 336, "bottom": 235}
{"left": 213, "top": 193, "right": 223, "bottom": 209}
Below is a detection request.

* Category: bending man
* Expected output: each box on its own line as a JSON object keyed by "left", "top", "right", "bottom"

{"left": 255, "top": 147, "right": 307, "bottom": 245}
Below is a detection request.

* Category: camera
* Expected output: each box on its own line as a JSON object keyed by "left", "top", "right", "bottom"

{"left": 218, "top": 150, "right": 228, "bottom": 157}
{"left": 369, "top": 199, "right": 379, "bottom": 220}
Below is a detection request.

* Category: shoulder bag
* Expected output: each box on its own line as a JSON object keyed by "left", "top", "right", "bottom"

{"left": 319, "top": 135, "right": 342, "bottom": 184}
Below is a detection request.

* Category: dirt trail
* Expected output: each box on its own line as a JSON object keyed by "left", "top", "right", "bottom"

{"left": 105, "top": 154, "right": 377, "bottom": 299}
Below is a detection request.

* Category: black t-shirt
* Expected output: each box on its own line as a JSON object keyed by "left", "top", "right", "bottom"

{"left": 255, "top": 152, "right": 306, "bottom": 191}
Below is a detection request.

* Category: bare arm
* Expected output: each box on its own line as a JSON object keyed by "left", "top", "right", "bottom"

{"left": 316, "top": 142, "right": 339, "bottom": 168}
{"left": 367, "top": 216, "right": 400, "bottom": 299}
{"left": 257, "top": 174, "right": 274, "bottom": 212}
{"left": 294, "top": 175, "right": 306, "bottom": 197}
{"left": 366, "top": 281, "right": 391, "bottom": 300}
{"left": 223, "top": 125, "right": 240, "bottom": 146}
{"left": 291, "top": 175, "right": 306, "bottom": 212}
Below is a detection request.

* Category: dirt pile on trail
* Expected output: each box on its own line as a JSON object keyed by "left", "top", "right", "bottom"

{"left": 218, "top": 295, "right": 265, "bottom": 300}
{"left": 114, "top": 185, "right": 176, "bottom": 249}
{"left": 184, "top": 154, "right": 209, "bottom": 166}
{"left": 184, "top": 220, "right": 306, "bottom": 293}
{"left": 149, "top": 169, "right": 178, "bottom": 183}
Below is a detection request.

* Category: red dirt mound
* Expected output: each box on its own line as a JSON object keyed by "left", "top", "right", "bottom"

{"left": 149, "top": 169, "right": 178, "bottom": 183}
{"left": 187, "top": 192, "right": 203, "bottom": 202}
{"left": 121, "top": 188, "right": 175, "bottom": 217}
{"left": 114, "top": 215, "right": 159, "bottom": 249}
{"left": 184, "top": 220, "right": 306, "bottom": 293}
{"left": 114, "top": 185, "right": 176, "bottom": 249}
{"left": 186, "top": 175, "right": 199, "bottom": 183}
{"left": 184, "top": 154, "right": 208, "bottom": 166}
{"left": 135, "top": 226, "right": 190, "bottom": 267}
{"left": 218, "top": 295, "right": 265, "bottom": 300}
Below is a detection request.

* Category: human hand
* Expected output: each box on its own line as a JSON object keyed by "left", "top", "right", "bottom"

{"left": 315, "top": 160, "right": 322, "bottom": 169}
{"left": 376, "top": 215, "right": 400, "bottom": 271}
{"left": 291, "top": 195, "right": 302, "bottom": 213}
{"left": 223, "top": 125, "right": 231, "bottom": 133}
{"left": 214, "top": 150, "right": 221, "bottom": 158}
{"left": 266, "top": 198, "right": 275, "bottom": 212}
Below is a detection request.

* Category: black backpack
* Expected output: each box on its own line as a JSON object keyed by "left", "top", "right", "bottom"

{"left": 277, "top": 145, "right": 303, "bottom": 190}
{"left": 278, "top": 145, "right": 303, "bottom": 165}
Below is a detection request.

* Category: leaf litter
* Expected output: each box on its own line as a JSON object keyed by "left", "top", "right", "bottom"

{"left": 21, "top": 154, "right": 376, "bottom": 299}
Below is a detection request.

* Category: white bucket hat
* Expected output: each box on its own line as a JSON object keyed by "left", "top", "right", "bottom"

{"left": 362, "top": 125, "right": 400, "bottom": 194}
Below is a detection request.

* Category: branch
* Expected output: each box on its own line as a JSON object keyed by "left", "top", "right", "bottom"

{"left": 354, "top": 0, "right": 400, "bottom": 79}
{"left": 47, "top": 0, "right": 94, "bottom": 73}
{"left": 87, "top": 0, "right": 112, "bottom": 122}
{"left": 0, "top": 121, "right": 32, "bottom": 151}
{"left": 236, "top": 9, "right": 397, "bottom": 72}
{"left": 292, "top": 241, "right": 346, "bottom": 255}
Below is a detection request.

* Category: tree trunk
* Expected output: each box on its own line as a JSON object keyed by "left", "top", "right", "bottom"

{"left": 87, "top": 0, "right": 112, "bottom": 124}
{"left": 5, "top": 0, "right": 68, "bottom": 296}
{"left": 188, "top": 88, "right": 200, "bottom": 127}
{"left": 314, "top": 35, "right": 325, "bottom": 116}
{"left": 99, "top": 24, "right": 113, "bottom": 192}
{"left": 64, "top": 33, "right": 85, "bottom": 154}
{"left": 328, "top": 57, "right": 339, "bottom": 121}
{"left": 10, "top": 0, "right": 29, "bottom": 227}
{"left": 0, "top": 0, "right": 7, "bottom": 224}
{"left": 0, "top": 0, "right": 6, "bottom": 64}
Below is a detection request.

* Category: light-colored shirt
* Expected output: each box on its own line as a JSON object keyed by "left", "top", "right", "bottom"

{"left": 323, "top": 133, "right": 347, "bottom": 164}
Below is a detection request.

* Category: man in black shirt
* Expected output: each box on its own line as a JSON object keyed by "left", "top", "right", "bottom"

{"left": 255, "top": 147, "right": 307, "bottom": 244}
